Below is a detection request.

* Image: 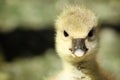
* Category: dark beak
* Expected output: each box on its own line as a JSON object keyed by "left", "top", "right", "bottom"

{"left": 71, "top": 38, "right": 88, "bottom": 54}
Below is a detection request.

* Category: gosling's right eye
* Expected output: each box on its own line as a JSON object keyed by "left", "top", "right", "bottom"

{"left": 88, "top": 28, "right": 96, "bottom": 41}
{"left": 88, "top": 28, "right": 94, "bottom": 38}
{"left": 64, "top": 30, "right": 69, "bottom": 37}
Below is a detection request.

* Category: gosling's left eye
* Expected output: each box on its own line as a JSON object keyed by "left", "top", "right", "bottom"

{"left": 88, "top": 28, "right": 95, "bottom": 41}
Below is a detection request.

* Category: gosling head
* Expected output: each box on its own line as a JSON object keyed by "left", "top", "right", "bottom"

{"left": 55, "top": 6, "right": 99, "bottom": 63}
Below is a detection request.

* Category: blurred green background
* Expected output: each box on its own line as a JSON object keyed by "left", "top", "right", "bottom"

{"left": 0, "top": 0, "right": 120, "bottom": 80}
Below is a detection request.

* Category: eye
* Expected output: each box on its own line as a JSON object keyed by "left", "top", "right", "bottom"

{"left": 88, "top": 28, "right": 94, "bottom": 37}
{"left": 88, "top": 28, "right": 95, "bottom": 41}
{"left": 64, "top": 30, "right": 69, "bottom": 37}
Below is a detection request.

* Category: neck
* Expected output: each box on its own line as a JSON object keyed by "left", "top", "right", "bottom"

{"left": 61, "top": 54, "right": 108, "bottom": 80}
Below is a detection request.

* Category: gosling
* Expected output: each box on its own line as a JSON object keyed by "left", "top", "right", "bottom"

{"left": 52, "top": 6, "right": 112, "bottom": 80}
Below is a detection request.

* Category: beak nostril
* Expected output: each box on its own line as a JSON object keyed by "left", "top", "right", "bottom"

{"left": 75, "top": 46, "right": 78, "bottom": 49}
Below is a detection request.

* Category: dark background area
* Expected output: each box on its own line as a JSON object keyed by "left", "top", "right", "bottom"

{"left": 0, "top": 26, "right": 54, "bottom": 61}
